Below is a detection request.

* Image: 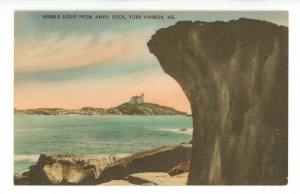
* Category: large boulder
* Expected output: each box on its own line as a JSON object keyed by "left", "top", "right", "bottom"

{"left": 99, "top": 143, "right": 192, "bottom": 183}
{"left": 19, "top": 154, "right": 117, "bottom": 185}
{"left": 148, "top": 18, "right": 288, "bottom": 185}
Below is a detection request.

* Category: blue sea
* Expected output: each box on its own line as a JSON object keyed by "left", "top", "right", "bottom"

{"left": 14, "top": 115, "right": 193, "bottom": 173}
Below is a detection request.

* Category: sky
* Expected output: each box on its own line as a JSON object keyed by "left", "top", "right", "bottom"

{"left": 14, "top": 11, "right": 288, "bottom": 113}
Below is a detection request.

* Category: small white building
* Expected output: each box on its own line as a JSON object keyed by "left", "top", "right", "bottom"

{"left": 130, "top": 93, "right": 144, "bottom": 104}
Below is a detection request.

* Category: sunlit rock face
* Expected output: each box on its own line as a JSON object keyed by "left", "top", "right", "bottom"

{"left": 148, "top": 18, "right": 288, "bottom": 185}
{"left": 19, "top": 154, "right": 117, "bottom": 185}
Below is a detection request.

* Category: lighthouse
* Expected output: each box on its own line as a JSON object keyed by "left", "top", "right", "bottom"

{"left": 129, "top": 93, "right": 145, "bottom": 104}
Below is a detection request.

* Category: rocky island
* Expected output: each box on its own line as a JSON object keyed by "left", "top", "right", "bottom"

{"left": 14, "top": 102, "right": 186, "bottom": 116}
{"left": 14, "top": 94, "right": 187, "bottom": 116}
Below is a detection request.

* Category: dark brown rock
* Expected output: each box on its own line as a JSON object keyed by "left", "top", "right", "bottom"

{"left": 20, "top": 154, "right": 117, "bottom": 185}
{"left": 14, "top": 173, "right": 30, "bottom": 185}
{"left": 148, "top": 18, "right": 288, "bottom": 185}
{"left": 168, "top": 161, "right": 190, "bottom": 176}
{"left": 99, "top": 144, "right": 192, "bottom": 183}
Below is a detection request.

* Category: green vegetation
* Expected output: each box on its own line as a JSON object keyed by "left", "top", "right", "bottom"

{"left": 116, "top": 102, "right": 167, "bottom": 109}
{"left": 115, "top": 102, "right": 186, "bottom": 115}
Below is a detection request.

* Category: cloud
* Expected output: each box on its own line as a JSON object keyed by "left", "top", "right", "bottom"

{"left": 15, "top": 27, "right": 154, "bottom": 73}
{"left": 14, "top": 59, "right": 157, "bottom": 84}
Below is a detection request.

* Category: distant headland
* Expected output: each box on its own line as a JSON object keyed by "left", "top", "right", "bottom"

{"left": 15, "top": 94, "right": 187, "bottom": 116}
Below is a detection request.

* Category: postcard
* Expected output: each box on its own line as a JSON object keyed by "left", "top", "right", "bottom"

{"left": 14, "top": 11, "right": 288, "bottom": 185}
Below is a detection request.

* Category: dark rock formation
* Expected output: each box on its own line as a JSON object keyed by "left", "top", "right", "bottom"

{"left": 14, "top": 173, "right": 30, "bottom": 185}
{"left": 17, "top": 154, "right": 117, "bottom": 185}
{"left": 99, "top": 143, "right": 192, "bottom": 183}
{"left": 168, "top": 161, "right": 190, "bottom": 176}
{"left": 148, "top": 18, "right": 288, "bottom": 185}
{"left": 80, "top": 107, "right": 107, "bottom": 115}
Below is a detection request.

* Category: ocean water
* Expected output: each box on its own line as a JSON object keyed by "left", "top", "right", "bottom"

{"left": 14, "top": 115, "right": 193, "bottom": 173}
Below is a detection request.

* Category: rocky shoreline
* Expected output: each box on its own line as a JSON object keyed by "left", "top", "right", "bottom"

{"left": 14, "top": 143, "right": 191, "bottom": 185}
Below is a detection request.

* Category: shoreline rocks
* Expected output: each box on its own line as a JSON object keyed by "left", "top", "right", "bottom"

{"left": 15, "top": 143, "right": 192, "bottom": 185}
{"left": 16, "top": 154, "right": 117, "bottom": 185}
{"left": 99, "top": 143, "right": 191, "bottom": 183}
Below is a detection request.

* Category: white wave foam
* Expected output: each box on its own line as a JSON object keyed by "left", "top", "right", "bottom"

{"left": 14, "top": 155, "right": 40, "bottom": 162}
{"left": 162, "top": 128, "right": 193, "bottom": 136}
{"left": 14, "top": 153, "right": 131, "bottom": 162}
